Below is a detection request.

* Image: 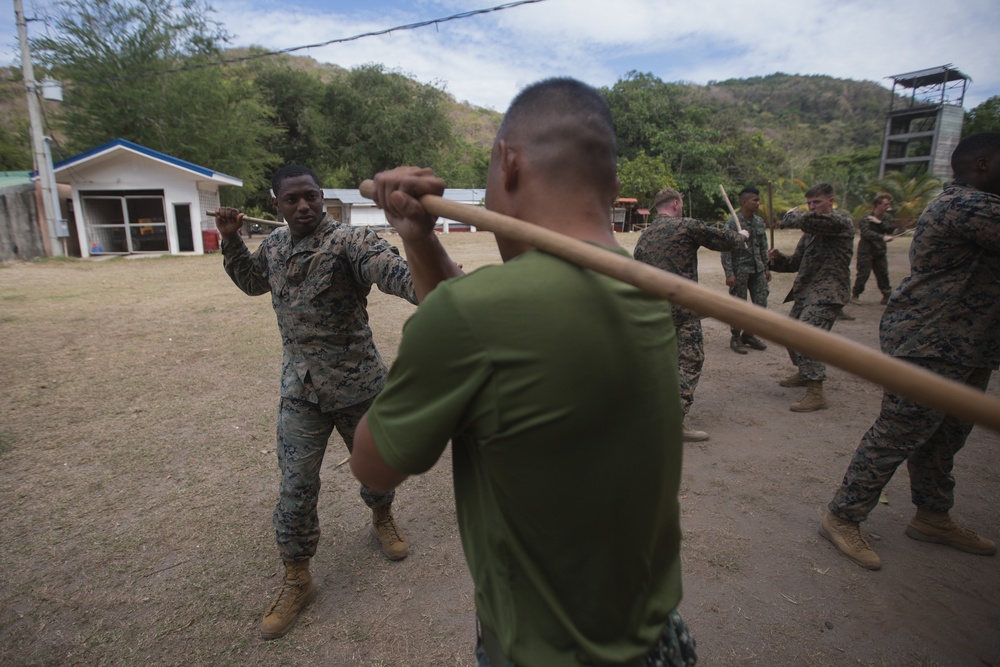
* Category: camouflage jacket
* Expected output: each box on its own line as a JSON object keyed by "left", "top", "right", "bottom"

{"left": 880, "top": 182, "right": 1000, "bottom": 369}
{"left": 634, "top": 214, "right": 745, "bottom": 325}
{"left": 222, "top": 215, "right": 417, "bottom": 411}
{"left": 769, "top": 209, "right": 855, "bottom": 307}
{"left": 857, "top": 213, "right": 895, "bottom": 256}
{"left": 721, "top": 211, "right": 769, "bottom": 277}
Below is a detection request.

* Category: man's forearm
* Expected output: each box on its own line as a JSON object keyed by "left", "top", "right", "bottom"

{"left": 350, "top": 414, "right": 410, "bottom": 493}
{"left": 399, "top": 232, "right": 464, "bottom": 303}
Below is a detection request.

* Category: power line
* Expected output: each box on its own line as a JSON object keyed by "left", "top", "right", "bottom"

{"left": 62, "top": 0, "right": 549, "bottom": 88}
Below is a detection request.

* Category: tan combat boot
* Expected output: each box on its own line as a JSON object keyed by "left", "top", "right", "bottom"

{"left": 778, "top": 371, "right": 807, "bottom": 387}
{"left": 260, "top": 559, "right": 316, "bottom": 640}
{"left": 791, "top": 380, "right": 827, "bottom": 412}
{"left": 729, "top": 334, "right": 748, "bottom": 355}
{"left": 682, "top": 418, "right": 709, "bottom": 442}
{"left": 905, "top": 509, "right": 997, "bottom": 555}
{"left": 372, "top": 506, "right": 409, "bottom": 561}
{"left": 819, "top": 512, "right": 881, "bottom": 570}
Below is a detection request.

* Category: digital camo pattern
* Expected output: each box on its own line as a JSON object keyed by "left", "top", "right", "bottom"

{"left": 634, "top": 214, "right": 745, "bottom": 326}
{"left": 854, "top": 213, "right": 894, "bottom": 297}
{"left": 223, "top": 215, "right": 417, "bottom": 411}
{"left": 830, "top": 358, "right": 992, "bottom": 523}
{"left": 786, "top": 302, "right": 836, "bottom": 382}
{"left": 722, "top": 212, "right": 770, "bottom": 335}
{"left": 721, "top": 211, "right": 769, "bottom": 277}
{"left": 856, "top": 212, "right": 895, "bottom": 257}
{"left": 676, "top": 321, "right": 704, "bottom": 414}
{"left": 770, "top": 208, "right": 854, "bottom": 308}
{"left": 274, "top": 397, "right": 394, "bottom": 561}
{"left": 879, "top": 182, "right": 1000, "bottom": 369}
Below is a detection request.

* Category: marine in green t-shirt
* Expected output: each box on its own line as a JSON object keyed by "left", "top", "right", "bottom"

{"left": 351, "top": 78, "right": 695, "bottom": 667}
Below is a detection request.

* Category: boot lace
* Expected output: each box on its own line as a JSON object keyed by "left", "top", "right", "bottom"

{"left": 265, "top": 573, "right": 306, "bottom": 616}
{"left": 375, "top": 513, "right": 403, "bottom": 543}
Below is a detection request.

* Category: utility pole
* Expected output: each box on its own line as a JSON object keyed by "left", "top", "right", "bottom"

{"left": 15, "top": 0, "right": 65, "bottom": 257}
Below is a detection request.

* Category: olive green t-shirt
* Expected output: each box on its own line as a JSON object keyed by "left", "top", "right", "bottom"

{"left": 368, "top": 249, "right": 684, "bottom": 666}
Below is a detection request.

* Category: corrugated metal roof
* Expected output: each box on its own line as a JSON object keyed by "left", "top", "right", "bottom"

{"left": 0, "top": 171, "right": 32, "bottom": 188}
{"left": 326, "top": 188, "right": 486, "bottom": 205}
{"left": 888, "top": 64, "right": 971, "bottom": 89}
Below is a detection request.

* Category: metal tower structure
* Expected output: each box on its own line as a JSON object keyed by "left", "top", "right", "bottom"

{"left": 878, "top": 64, "right": 970, "bottom": 180}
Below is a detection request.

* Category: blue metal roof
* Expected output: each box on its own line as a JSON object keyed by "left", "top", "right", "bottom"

{"left": 52, "top": 138, "right": 242, "bottom": 185}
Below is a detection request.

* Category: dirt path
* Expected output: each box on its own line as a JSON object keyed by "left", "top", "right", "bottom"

{"left": 0, "top": 230, "right": 996, "bottom": 666}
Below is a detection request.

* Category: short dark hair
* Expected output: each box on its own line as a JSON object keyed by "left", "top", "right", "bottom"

{"left": 951, "top": 132, "right": 1000, "bottom": 177}
{"left": 872, "top": 192, "right": 893, "bottom": 206}
{"left": 738, "top": 186, "right": 760, "bottom": 198}
{"left": 499, "top": 78, "right": 618, "bottom": 194}
{"left": 271, "top": 164, "right": 322, "bottom": 196}
{"left": 804, "top": 183, "right": 835, "bottom": 199}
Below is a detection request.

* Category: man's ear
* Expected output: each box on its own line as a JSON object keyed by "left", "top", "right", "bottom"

{"left": 612, "top": 176, "right": 621, "bottom": 203}
{"left": 499, "top": 140, "right": 519, "bottom": 192}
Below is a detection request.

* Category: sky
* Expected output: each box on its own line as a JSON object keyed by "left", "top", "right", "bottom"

{"left": 3, "top": 0, "right": 999, "bottom": 113}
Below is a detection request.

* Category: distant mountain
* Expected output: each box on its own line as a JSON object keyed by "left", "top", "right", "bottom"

{"left": 706, "top": 72, "right": 894, "bottom": 157}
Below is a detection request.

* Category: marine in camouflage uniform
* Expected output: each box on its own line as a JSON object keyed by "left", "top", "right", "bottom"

{"left": 216, "top": 165, "right": 417, "bottom": 639}
{"left": 821, "top": 141, "right": 1000, "bottom": 570}
{"left": 768, "top": 187, "right": 854, "bottom": 411}
{"left": 852, "top": 193, "right": 896, "bottom": 304}
{"left": 634, "top": 189, "right": 745, "bottom": 437}
{"left": 721, "top": 189, "right": 770, "bottom": 352}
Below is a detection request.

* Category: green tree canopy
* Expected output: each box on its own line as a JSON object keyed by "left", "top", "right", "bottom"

{"left": 617, "top": 150, "right": 676, "bottom": 207}
{"left": 32, "top": 0, "right": 277, "bottom": 204}
{"left": 317, "top": 64, "right": 452, "bottom": 187}
{"left": 964, "top": 96, "right": 1000, "bottom": 136}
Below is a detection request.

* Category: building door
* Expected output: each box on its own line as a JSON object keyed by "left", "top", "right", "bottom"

{"left": 81, "top": 189, "right": 167, "bottom": 254}
{"left": 175, "top": 203, "right": 193, "bottom": 252}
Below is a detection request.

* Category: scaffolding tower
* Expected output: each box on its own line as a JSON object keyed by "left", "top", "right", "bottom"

{"left": 878, "top": 64, "right": 970, "bottom": 180}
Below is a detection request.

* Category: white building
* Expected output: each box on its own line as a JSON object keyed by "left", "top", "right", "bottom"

{"left": 324, "top": 188, "right": 485, "bottom": 232}
{"left": 53, "top": 139, "right": 242, "bottom": 257}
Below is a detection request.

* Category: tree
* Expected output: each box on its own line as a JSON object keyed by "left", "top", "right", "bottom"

{"left": 874, "top": 171, "right": 942, "bottom": 227}
{"left": 964, "top": 96, "right": 1000, "bottom": 136}
{"left": 32, "top": 0, "right": 278, "bottom": 205}
{"left": 617, "top": 150, "right": 676, "bottom": 207}
{"left": 317, "top": 64, "right": 452, "bottom": 186}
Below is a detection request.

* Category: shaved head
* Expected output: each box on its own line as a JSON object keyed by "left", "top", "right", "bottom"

{"left": 497, "top": 78, "right": 618, "bottom": 201}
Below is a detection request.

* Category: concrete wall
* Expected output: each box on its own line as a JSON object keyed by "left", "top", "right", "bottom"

{"left": 0, "top": 184, "right": 45, "bottom": 261}
{"left": 930, "top": 105, "right": 965, "bottom": 181}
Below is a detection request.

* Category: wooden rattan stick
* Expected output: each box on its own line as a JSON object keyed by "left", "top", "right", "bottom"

{"left": 359, "top": 179, "right": 1000, "bottom": 433}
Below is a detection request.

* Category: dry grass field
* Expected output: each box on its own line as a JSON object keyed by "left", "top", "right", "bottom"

{"left": 1, "top": 229, "right": 997, "bottom": 666}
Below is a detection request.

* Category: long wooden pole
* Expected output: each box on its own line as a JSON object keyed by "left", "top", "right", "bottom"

{"left": 207, "top": 210, "right": 287, "bottom": 227}
{"left": 719, "top": 184, "right": 743, "bottom": 231}
{"left": 358, "top": 181, "right": 1000, "bottom": 433}
{"left": 767, "top": 180, "right": 775, "bottom": 249}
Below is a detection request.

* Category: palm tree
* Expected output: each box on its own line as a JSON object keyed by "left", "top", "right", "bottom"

{"left": 873, "top": 171, "right": 943, "bottom": 228}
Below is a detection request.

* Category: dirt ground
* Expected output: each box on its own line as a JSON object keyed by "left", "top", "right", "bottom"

{"left": 0, "top": 229, "right": 997, "bottom": 667}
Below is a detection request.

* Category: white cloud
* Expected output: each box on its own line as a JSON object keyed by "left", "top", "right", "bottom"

{"left": 4, "top": 0, "right": 998, "bottom": 112}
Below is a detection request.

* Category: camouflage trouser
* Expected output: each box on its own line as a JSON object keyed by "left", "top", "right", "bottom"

{"left": 786, "top": 302, "right": 838, "bottom": 382}
{"left": 274, "top": 396, "right": 395, "bottom": 561}
{"left": 853, "top": 249, "right": 891, "bottom": 298}
{"left": 676, "top": 320, "right": 704, "bottom": 415}
{"left": 728, "top": 271, "right": 769, "bottom": 336}
{"left": 829, "top": 358, "right": 993, "bottom": 524}
{"left": 475, "top": 610, "right": 696, "bottom": 666}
